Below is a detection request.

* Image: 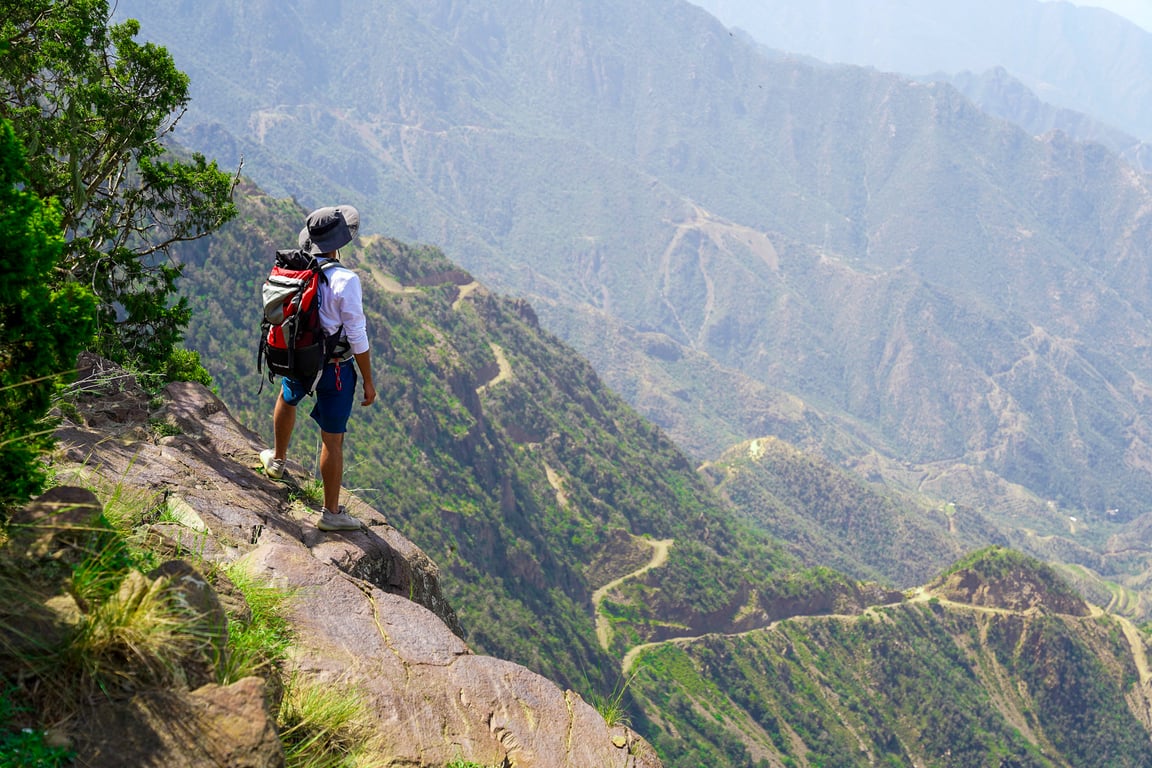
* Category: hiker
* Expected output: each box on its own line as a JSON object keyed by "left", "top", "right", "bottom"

{"left": 260, "top": 205, "right": 376, "bottom": 531}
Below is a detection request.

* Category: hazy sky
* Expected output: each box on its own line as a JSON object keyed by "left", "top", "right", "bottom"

{"left": 1053, "top": 0, "right": 1152, "bottom": 31}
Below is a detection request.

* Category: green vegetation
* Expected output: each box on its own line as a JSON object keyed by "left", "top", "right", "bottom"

{"left": 0, "top": 0, "right": 236, "bottom": 371}
{"left": 217, "top": 562, "right": 294, "bottom": 685}
{"left": 627, "top": 600, "right": 1150, "bottom": 767}
{"left": 0, "top": 496, "right": 199, "bottom": 725}
{"left": 936, "top": 546, "right": 1088, "bottom": 609}
{"left": 0, "top": 684, "right": 72, "bottom": 768}
{"left": 0, "top": 472, "right": 388, "bottom": 766}
{"left": 707, "top": 437, "right": 981, "bottom": 587}
{"left": 1, "top": 0, "right": 235, "bottom": 516}
{"left": 589, "top": 671, "right": 636, "bottom": 728}
{"left": 0, "top": 121, "right": 97, "bottom": 513}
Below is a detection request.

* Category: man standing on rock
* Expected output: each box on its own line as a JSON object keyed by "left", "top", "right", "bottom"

{"left": 260, "top": 205, "right": 376, "bottom": 531}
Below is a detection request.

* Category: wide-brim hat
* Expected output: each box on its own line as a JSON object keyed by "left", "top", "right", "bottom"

{"left": 298, "top": 205, "right": 360, "bottom": 255}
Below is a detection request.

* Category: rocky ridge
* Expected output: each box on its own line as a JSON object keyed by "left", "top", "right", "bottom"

{"left": 39, "top": 354, "right": 660, "bottom": 767}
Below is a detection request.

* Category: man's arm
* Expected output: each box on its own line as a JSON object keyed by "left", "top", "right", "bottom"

{"left": 354, "top": 350, "right": 376, "bottom": 406}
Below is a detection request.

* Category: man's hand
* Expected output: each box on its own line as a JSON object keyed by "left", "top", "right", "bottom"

{"left": 361, "top": 380, "right": 377, "bottom": 406}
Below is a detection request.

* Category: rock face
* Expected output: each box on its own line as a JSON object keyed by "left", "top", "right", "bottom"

{"left": 48, "top": 359, "right": 660, "bottom": 767}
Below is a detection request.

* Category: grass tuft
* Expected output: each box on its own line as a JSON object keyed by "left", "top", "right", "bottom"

{"left": 589, "top": 671, "right": 636, "bottom": 729}
{"left": 68, "top": 570, "right": 192, "bottom": 690}
{"left": 278, "top": 677, "right": 384, "bottom": 768}
{"left": 217, "top": 562, "right": 294, "bottom": 686}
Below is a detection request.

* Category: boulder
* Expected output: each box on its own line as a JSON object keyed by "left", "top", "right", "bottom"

{"left": 76, "top": 676, "right": 282, "bottom": 768}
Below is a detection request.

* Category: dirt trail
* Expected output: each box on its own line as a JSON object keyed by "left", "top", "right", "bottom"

{"left": 620, "top": 587, "right": 1048, "bottom": 675}
{"left": 362, "top": 261, "right": 422, "bottom": 295}
{"left": 1119, "top": 613, "right": 1152, "bottom": 686}
{"left": 476, "top": 343, "right": 512, "bottom": 394}
{"left": 452, "top": 280, "right": 480, "bottom": 310}
{"left": 593, "top": 538, "right": 673, "bottom": 652}
{"left": 1115, "top": 611, "right": 1152, "bottom": 730}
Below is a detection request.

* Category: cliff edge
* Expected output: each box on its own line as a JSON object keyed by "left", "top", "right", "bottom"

{"left": 38, "top": 354, "right": 660, "bottom": 767}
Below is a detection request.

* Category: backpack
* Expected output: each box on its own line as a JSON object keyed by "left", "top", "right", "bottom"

{"left": 257, "top": 249, "right": 347, "bottom": 393}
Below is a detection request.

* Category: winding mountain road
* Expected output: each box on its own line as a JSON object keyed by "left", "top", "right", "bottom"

{"left": 593, "top": 538, "right": 673, "bottom": 652}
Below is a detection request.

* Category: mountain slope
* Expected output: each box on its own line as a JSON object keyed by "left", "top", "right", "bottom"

{"left": 937, "top": 66, "right": 1152, "bottom": 172}
{"left": 702, "top": 436, "right": 1005, "bottom": 587}
{"left": 629, "top": 582, "right": 1152, "bottom": 767}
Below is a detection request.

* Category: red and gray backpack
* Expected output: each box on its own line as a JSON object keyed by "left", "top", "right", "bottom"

{"left": 257, "top": 249, "right": 346, "bottom": 392}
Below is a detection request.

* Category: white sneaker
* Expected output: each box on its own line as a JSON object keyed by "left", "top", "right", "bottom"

{"left": 259, "top": 449, "right": 286, "bottom": 480}
{"left": 318, "top": 506, "right": 362, "bottom": 531}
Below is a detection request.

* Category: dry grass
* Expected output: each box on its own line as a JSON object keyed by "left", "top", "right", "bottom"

{"left": 278, "top": 676, "right": 386, "bottom": 768}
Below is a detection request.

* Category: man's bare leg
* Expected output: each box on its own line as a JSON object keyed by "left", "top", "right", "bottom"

{"left": 319, "top": 429, "right": 345, "bottom": 512}
{"left": 273, "top": 392, "right": 297, "bottom": 460}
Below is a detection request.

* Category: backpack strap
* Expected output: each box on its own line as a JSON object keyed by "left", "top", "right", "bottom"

{"left": 316, "top": 260, "right": 352, "bottom": 361}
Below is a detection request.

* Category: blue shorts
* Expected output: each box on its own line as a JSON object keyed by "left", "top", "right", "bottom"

{"left": 281, "top": 359, "right": 357, "bottom": 434}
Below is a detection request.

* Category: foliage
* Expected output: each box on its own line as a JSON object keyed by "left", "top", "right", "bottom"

{"left": 936, "top": 545, "right": 1088, "bottom": 608}
{"left": 708, "top": 437, "right": 982, "bottom": 588}
{"left": 0, "top": 499, "right": 199, "bottom": 725}
{"left": 0, "top": 0, "right": 236, "bottom": 371}
{"left": 0, "top": 120, "right": 97, "bottom": 512}
{"left": 163, "top": 346, "right": 214, "bottom": 386}
{"left": 628, "top": 601, "right": 1150, "bottom": 767}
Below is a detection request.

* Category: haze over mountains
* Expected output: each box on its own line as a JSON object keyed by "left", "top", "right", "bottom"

{"left": 115, "top": 0, "right": 1152, "bottom": 615}
{"left": 690, "top": 0, "right": 1152, "bottom": 145}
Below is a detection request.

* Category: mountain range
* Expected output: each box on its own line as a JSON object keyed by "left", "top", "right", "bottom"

{"left": 13, "top": 0, "right": 1152, "bottom": 763}
{"left": 690, "top": 0, "right": 1152, "bottom": 145}
{"left": 113, "top": 0, "right": 1152, "bottom": 623}
{"left": 112, "top": 0, "right": 1152, "bottom": 750}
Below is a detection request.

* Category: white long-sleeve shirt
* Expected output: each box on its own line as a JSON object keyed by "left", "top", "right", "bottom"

{"left": 317, "top": 260, "right": 370, "bottom": 355}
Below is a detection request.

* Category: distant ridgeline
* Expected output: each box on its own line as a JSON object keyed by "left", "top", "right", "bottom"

{"left": 172, "top": 183, "right": 1152, "bottom": 766}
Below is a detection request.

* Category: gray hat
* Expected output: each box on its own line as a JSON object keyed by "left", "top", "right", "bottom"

{"left": 298, "top": 205, "right": 360, "bottom": 255}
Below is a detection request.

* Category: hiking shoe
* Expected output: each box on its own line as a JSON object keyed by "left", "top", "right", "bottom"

{"left": 318, "top": 506, "right": 362, "bottom": 532}
{"left": 260, "top": 449, "right": 286, "bottom": 480}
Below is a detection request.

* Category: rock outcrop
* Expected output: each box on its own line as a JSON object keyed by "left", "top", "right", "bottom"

{"left": 43, "top": 356, "right": 661, "bottom": 767}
